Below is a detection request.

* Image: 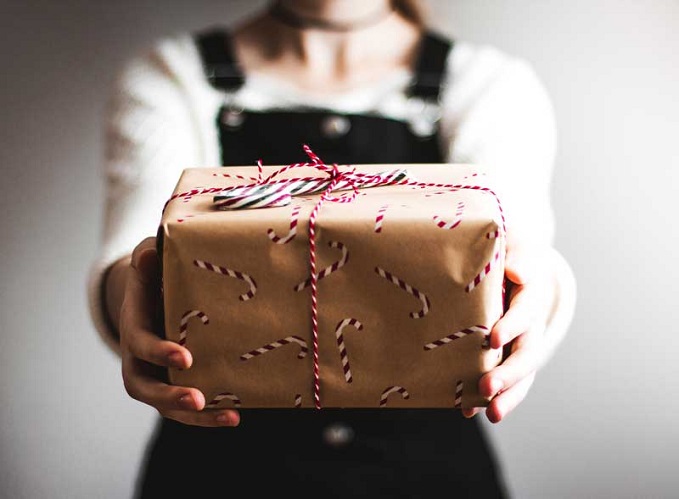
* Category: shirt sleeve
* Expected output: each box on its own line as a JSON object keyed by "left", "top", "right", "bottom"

{"left": 86, "top": 39, "right": 204, "bottom": 354}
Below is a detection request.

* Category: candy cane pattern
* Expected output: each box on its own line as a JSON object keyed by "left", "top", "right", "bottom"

{"left": 432, "top": 201, "right": 465, "bottom": 230}
{"left": 335, "top": 318, "right": 364, "bottom": 383}
{"left": 177, "top": 310, "right": 209, "bottom": 346}
{"left": 486, "top": 229, "right": 500, "bottom": 239}
{"left": 374, "top": 204, "right": 409, "bottom": 233}
{"left": 206, "top": 391, "right": 241, "bottom": 409}
{"left": 294, "top": 394, "right": 302, "bottom": 408}
{"left": 193, "top": 259, "right": 257, "bottom": 301}
{"left": 374, "top": 204, "right": 389, "bottom": 233}
{"left": 267, "top": 205, "right": 301, "bottom": 244}
{"left": 374, "top": 266, "right": 430, "bottom": 319}
{"left": 423, "top": 325, "right": 490, "bottom": 351}
{"left": 465, "top": 248, "right": 501, "bottom": 293}
{"left": 294, "top": 241, "right": 349, "bottom": 292}
{"left": 240, "top": 335, "right": 308, "bottom": 361}
{"left": 379, "top": 386, "right": 410, "bottom": 407}
{"left": 454, "top": 380, "right": 464, "bottom": 408}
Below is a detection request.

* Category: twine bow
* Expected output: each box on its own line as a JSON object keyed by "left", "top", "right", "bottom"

{"left": 212, "top": 145, "right": 409, "bottom": 210}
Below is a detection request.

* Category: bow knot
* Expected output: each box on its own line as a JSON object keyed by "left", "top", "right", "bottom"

{"left": 213, "top": 145, "right": 408, "bottom": 210}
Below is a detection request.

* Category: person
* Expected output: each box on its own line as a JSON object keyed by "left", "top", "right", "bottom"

{"left": 87, "top": 0, "right": 577, "bottom": 497}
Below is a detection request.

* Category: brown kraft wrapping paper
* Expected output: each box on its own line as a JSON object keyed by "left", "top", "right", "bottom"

{"left": 159, "top": 163, "right": 506, "bottom": 409}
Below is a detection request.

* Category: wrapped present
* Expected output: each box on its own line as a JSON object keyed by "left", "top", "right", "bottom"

{"left": 158, "top": 147, "right": 507, "bottom": 409}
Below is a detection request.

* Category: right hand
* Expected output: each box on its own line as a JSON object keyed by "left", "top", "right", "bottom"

{"left": 119, "top": 236, "right": 240, "bottom": 427}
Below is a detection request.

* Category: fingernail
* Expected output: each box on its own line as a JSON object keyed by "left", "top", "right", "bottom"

{"left": 216, "top": 413, "right": 233, "bottom": 426}
{"left": 169, "top": 352, "right": 185, "bottom": 368}
{"left": 178, "top": 394, "right": 194, "bottom": 409}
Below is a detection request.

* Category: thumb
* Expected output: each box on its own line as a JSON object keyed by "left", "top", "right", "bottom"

{"left": 504, "top": 245, "right": 550, "bottom": 286}
{"left": 131, "top": 236, "right": 159, "bottom": 285}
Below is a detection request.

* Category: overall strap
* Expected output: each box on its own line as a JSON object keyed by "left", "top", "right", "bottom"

{"left": 195, "top": 28, "right": 245, "bottom": 92}
{"left": 408, "top": 31, "right": 454, "bottom": 101}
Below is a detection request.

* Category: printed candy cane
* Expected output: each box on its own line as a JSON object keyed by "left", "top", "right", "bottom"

{"left": 267, "top": 205, "right": 301, "bottom": 244}
{"left": 177, "top": 310, "right": 209, "bottom": 346}
{"left": 374, "top": 204, "right": 410, "bottom": 233}
{"left": 240, "top": 335, "right": 308, "bottom": 361}
{"left": 454, "top": 381, "right": 464, "bottom": 408}
{"left": 379, "top": 386, "right": 410, "bottom": 407}
{"left": 432, "top": 201, "right": 465, "bottom": 230}
{"left": 295, "top": 394, "right": 302, "bottom": 408}
{"left": 374, "top": 266, "right": 430, "bottom": 319}
{"left": 294, "top": 241, "right": 349, "bottom": 292}
{"left": 465, "top": 248, "right": 501, "bottom": 293}
{"left": 206, "top": 391, "right": 242, "bottom": 409}
{"left": 423, "top": 325, "right": 490, "bottom": 351}
{"left": 374, "top": 204, "right": 389, "bottom": 233}
{"left": 486, "top": 229, "right": 500, "bottom": 239}
{"left": 193, "top": 259, "right": 257, "bottom": 301}
{"left": 335, "top": 318, "right": 364, "bottom": 383}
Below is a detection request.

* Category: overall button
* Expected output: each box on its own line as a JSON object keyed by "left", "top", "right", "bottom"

{"left": 221, "top": 107, "right": 245, "bottom": 129}
{"left": 321, "top": 115, "right": 351, "bottom": 138}
{"left": 322, "top": 422, "right": 355, "bottom": 447}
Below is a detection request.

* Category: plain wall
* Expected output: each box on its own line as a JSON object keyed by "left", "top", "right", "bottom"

{"left": 1, "top": 1, "right": 677, "bottom": 498}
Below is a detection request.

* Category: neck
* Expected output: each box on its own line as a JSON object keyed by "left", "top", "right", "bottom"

{"left": 268, "top": 0, "right": 401, "bottom": 75}
{"left": 274, "top": 0, "right": 392, "bottom": 30}
{"left": 235, "top": 1, "right": 420, "bottom": 92}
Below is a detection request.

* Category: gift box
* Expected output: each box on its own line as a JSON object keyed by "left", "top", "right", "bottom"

{"left": 158, "top": 152, "right": 507, "bottom": 409}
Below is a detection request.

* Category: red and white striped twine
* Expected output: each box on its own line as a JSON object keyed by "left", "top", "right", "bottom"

{"left": 374, "top": 266, "right": 431, "bottom": 319}
{"left": 193, "top": 259, "right": 257, "bottom": 301}
{"left": 294, "top": 240, "right": 348, "bottom": 292}
{"left": 206, "top": 391, "right": 242, "bottom": 409}
{"left": 380, "top": 386, "right": 410, "bottom": 407}
{"left": 177, "top": 310, "right": 209, "bottom": 346}
{"left": 424, "top": 325, "right": 490, "bottom": 351}
{"left": 335, "top": 318, "right": 364, "bottom": 383}
{"left": 240, "top": 335, "right": 308, "bottom": 361}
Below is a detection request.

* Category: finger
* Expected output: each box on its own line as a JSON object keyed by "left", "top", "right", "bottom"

{"left": 123, "top": 324, "right": 192, "bottom": 369}
{"left": 485, "top": 371, "right": 536, "bottom": 424}
{"left": 479, "top": 333, "right": 542, "bottom": 399}
{"left": 462, "top": 407, "right": 481, "bottom": 418}
{"left": 504, "top": 245, "right": 549, "bottom": 286}
{"left": 122, "top": 352, "right": 203, "bottom": 411}
{"left": 162, "top": 408, "right": 241, "bottom": 428}
{"left": 490, "top": 285, "right": 537, "bottom": 349}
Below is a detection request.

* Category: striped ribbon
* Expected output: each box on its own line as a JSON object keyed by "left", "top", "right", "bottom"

{"left": 164, "top": 145, "right": 507, "bottom": 409}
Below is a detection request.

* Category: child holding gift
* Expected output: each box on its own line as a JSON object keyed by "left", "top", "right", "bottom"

{"left": 88, "top": 0, "right": 577, "bottom": 497}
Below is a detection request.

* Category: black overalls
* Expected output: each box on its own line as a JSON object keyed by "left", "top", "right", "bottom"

{"left": 136, "top": 29, "right": 509, "bottom": 499}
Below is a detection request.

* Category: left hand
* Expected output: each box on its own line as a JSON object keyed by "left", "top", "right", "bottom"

{"left": 463, "top": 245, "right": 555, "bottom": 423}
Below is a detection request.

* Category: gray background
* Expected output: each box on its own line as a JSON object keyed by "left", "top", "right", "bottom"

{"left": 1, "top": 1, "right": 678, "bottom": 498}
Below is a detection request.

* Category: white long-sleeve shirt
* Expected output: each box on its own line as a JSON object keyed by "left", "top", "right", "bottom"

{"left": 88, "top": 30, "right": 571, "bottom": 354}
